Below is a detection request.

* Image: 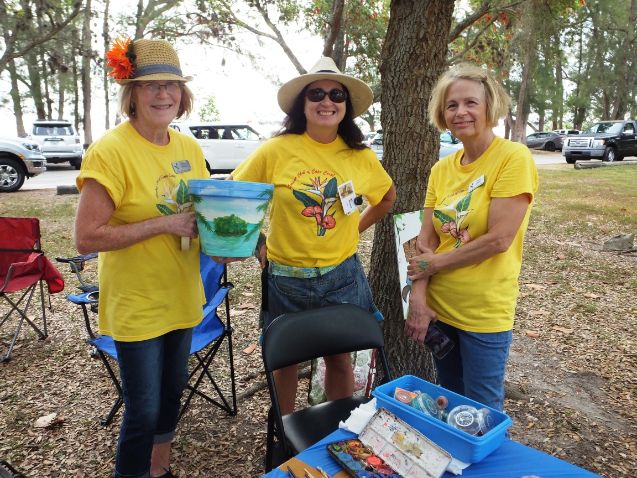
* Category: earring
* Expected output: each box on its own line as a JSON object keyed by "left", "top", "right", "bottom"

{"left": 130, "top": 102, "right": 136, "bottom": 117}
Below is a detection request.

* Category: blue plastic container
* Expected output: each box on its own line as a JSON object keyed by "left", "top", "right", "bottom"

{"left": 372, "top": 375, "right": 512, "bottom": 463}
{"left": 189, "top": 179, "right": 273, "bottom": 257}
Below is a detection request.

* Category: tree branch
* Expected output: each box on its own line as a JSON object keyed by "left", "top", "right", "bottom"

{"left": 0, "top": 0, "right": 83, "bottom": 73}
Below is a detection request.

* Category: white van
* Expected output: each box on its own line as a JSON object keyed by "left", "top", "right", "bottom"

{"left": 170, "top": 122, "right": 264, "bottom": 173}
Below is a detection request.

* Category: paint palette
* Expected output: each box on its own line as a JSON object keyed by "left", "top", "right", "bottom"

{"left": 327, "top": 408, "right": 452, "bottom": 478}
{"left": 327, "top": 439, "right": 400, "bottom": 477}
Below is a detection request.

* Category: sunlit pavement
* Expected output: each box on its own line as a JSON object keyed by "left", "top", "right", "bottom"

{"left": 22, "top": 151, "right": 635, "bottom": 192}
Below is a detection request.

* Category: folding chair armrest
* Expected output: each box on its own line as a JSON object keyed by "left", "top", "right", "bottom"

{"left": 56, "top": 253, "right": 97, "bottom": 292}
{"left": 0, "top": 252, "right": 43, "bottom": 293}
{"left": 55, "top": 253, "right": 98, "bottom": 270}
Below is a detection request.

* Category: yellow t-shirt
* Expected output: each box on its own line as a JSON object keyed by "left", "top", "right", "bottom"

{"left": 233, "top": 133, "right": 393, "bottom": 267}
{"left": 77, "top": 121, "right": 209, "bottom": 341}
{"left": 424, "top": 137, "right": 539, "bottom": 332}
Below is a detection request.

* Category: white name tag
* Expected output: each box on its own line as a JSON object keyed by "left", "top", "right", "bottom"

{"left": 172, "top": 160, "right": 191, "bottom": 174}
{"left": 338, "top": 180, "right": 359, "bottom": 215}
{"left": 468, "top": 175, "right": 485, "bottom": 193}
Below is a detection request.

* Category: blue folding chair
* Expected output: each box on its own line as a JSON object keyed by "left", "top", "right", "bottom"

{"left": 57, "top": 253, "right": 237, "bottom": 426}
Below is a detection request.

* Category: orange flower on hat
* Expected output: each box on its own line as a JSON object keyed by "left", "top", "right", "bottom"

{"left": 106, "top": 37, "right": 135, "bottom": 80}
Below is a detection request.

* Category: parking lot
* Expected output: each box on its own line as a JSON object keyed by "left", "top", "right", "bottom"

{"left": 20, "top": 151, "right": 570, "bottom": 191}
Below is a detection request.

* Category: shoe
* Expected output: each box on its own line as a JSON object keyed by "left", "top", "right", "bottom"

{"left": 153, "top": 470, "right": 178, "bottom": 478}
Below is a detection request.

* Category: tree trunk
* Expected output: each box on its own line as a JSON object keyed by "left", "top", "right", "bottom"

{"left": 512, "top": 45, "right": 532, "bottom": 143}
{"left": 26, "top": 51, "right": 46, "bottom": 119}
{"left": 81, "top": 0, "right": 93, "bottom": 146}
{"left": 102, "top": 0, "right": 111, "bottom": 130}
{"left": 371, "top": 0, "right": 454, "bottom": 381}
{"left": 8, "top": 58, "right": 27, "bottom": 137}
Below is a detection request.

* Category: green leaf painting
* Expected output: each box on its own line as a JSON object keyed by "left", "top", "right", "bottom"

{"left": 156, "top": 204, "right": 175, "bottom": 215}
{"left": 323, "top": 177, "right": 338, "bottom": 198}
{"left": 434, "top": 210, "right": 454, "bottom": 224}
{"left": 293, "top": 189, "right": 320, "bottom": 207}
{"left": 175, "top": 180, "right": 189, "bottom": 205}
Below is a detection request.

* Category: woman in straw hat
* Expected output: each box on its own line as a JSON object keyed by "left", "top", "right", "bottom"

{"left": 232, "top": 57, "right": 396, "bottom": 415}
{"left": 75, "top": 38, "right": 208, "bottom": 478}
{"left": 405, "top": 63, "right": 538, "bottom": 411}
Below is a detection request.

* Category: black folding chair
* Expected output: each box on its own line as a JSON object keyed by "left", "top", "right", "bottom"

{"left": 261, "top": 304, "right": 392, "bottom": 471}
{"left": 57, "top": 252, "right": 237, "bottom": 426}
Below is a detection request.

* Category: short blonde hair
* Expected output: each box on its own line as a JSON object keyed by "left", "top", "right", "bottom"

{"left": 428, "top": 63, "right": 510, "bottom": 131}
{"left": 117, "top": 82, "right": 194, "bottom": 119}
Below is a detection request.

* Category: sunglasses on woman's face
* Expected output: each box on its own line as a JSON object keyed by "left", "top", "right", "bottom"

{"left": 305, "top": 88, "right": 348, "bottom": 103}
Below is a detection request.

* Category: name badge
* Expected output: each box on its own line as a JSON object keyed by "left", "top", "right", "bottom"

{"left": 468, "top": 175, "right": 485, "bottom": 193}
{"left": 337, "top": 180, "right": 359, "bottom": 215}
{"left": 172, "top": 160, "right": 191, "bottom": 174}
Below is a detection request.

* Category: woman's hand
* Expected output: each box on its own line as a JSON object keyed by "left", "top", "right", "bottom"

{"left": 165, "top": 211, "right": 198, "bottom": 238}
{"left": 407, "top": 251, "right": 438, "bottom": 280}
{"left": 404, "top": 298, "right": 437, "bottom": 344}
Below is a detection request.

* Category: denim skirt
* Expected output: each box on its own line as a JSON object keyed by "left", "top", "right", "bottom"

{"left": 262, "top": 254, "right": 382, "bottom": 329}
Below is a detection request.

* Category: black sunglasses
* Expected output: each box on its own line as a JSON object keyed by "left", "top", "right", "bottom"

{"left": 305, "top": 88, "right": 348, "bottom": 103}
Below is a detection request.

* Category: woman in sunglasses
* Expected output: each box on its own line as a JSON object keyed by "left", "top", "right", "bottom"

{"left": 232, "top": 57, "right": 396, "bottom": 415}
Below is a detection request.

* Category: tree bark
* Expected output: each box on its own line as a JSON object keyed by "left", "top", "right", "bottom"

{"left": 102, "top": 0, "right": 111, "bottom": 130}
{"left": 371, "top": 0, "right": 454, "bottom": 381}
{"left": 81, "top": 0, "right": 93, "bottom": 146}
{"left": 8, "top": 58, "right": 26, "bottom": 137}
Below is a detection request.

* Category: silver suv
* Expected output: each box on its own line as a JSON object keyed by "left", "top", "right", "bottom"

{"left": 0, "top": 137, "right": 47, "bottom": 192}
{"left": 29, "top": 120, "right": 83, "bottom": 169}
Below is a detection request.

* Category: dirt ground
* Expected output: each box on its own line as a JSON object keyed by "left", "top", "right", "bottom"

{"left": 1, "top": 183, "right": 636, "bottom": 477}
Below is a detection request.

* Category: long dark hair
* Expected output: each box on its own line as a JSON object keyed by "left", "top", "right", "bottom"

{"left": 276, "top": 84, "right": 367, "bottom": 150}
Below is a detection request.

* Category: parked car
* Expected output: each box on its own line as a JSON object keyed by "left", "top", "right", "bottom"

{"left": 0, "top": 137, "right": 47, "bottom": 192}
{"left": 363, "top": 131, "right": 378, "bottom": 147}
{"left": 562, "top": 119, "right": 637, "bottom": 163}
{"left": 526, "top": 131, "right": 564, "bottom": 151}
{"left": 28, "top": 119, "right": 83, "bottom": 169}
{"left": 170, "top": 122, "right": 264, "bottom": 173}
{"left": 370, "top": 130, "right": 463, "bottom": 160}
{"left": 553, "top": 129, "right": 581, "bottom": 136}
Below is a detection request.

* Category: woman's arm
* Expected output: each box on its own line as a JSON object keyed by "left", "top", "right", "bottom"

{"left": 404, "top": 208, "right": 440, "bottom": 343}
{"left": 74, "top": 179, "right": 198, "bottom": 254}
{"left": 407, "top": 193, "right": 531, "bottom": 280}
{"left": 358, "top": 183, "right": 397, "bottom": 233}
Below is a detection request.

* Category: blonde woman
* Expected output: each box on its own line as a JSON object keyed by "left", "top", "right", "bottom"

{"left": 75, "top": 39, "right": 208, "bottom": 478}
{"left": 406, "top": 63, "right": 538, "bottom": 411}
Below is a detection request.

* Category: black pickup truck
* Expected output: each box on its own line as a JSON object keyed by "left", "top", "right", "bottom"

{"left": 562, "top": 119, "right": 637, "bottom": 164}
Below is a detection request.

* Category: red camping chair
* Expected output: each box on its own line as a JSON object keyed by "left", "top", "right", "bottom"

{"left": 0, "top": 217, "right": 64, "bottom": 362}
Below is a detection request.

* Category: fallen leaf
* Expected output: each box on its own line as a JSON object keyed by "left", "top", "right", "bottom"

{"left": 236, "top": 303, "right": 258, "bottom": 310}
{"left": 242, "top": 342, "right": 258, "bottom": 355}
{"left": 525, "top": 330, "right": 540, "bottom": 338}
{"left": 525, "top": 283, "right": 547, "bottom": 290}
{"left": 34, "top": 412, "right": 63, "bottom": 428}
{"left": 584, "top": 293, "right": 601, "bottom": 299}
{"left": 529, "top": 310, "right": 549, "bottom": 316}
{"left": 552, "top": 326, "right": 574, "bottom": 334}
{"left": 241, "top": 292, "right": 255, "bottom": 297}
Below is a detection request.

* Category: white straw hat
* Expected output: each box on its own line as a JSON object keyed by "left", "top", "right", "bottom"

{"left": 277, "top": 57, "right": 374, "bottom": 118}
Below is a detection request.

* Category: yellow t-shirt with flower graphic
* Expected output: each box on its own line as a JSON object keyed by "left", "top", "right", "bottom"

{"left": 424, "top": 137, "right": 539, "bottom": 333}
{"left": 232, "top": 133, "right": 393, "bottom": 267}
{"left": 77, "top": 121, "right": 208, "bottom": 341}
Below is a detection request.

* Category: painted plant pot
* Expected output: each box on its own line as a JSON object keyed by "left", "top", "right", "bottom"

{"left": 189, "top": 179, "right": 273, "bottom": 257}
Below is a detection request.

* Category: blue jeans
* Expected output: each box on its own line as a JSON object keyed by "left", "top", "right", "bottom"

{"left": 433, "top": 321, "right": 512, "bottom": 411}
{"left": 264, "top": 254, "right": 382, "bottom": 329}
{"left": 114, "top": 328, "right": 193, "bottom": 478}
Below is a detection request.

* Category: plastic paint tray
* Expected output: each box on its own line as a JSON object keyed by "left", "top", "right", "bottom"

{"left": 372, "top": 375, "right": 512, "bottom": 463}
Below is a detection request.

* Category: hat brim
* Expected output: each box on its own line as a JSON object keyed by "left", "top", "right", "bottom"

{"left": 277, "top": 72, "right": 374, "bottom": 118}
{"left": 118, "top": 72, "right": 193, "bottom": 85}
